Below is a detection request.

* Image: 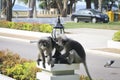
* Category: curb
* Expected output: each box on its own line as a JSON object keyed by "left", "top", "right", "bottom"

{"left": 0, "top": 28, "right": 51, "bottom": 43}
{"left": 0, "top": 28, "right": 51, "bottom": 38}
{"left": 86, "top": 49, "right": 120, "bottom": 57}
{"left": 0, "top": 35, "right": 31, "bottom": 43}
{"left": 0, "top": 74, "right": 15, "bottom": 80}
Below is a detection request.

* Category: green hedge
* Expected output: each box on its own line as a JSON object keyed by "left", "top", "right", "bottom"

{"left": 0, "top": 20, "right": 53, "bottom": 33}
{"left": 0, "top": 50, "right": 41, "bottom": 80}
{"left": 112, "top": 30, "right": 120, "bottom": 42}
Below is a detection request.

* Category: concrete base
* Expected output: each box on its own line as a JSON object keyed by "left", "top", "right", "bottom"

{"left": 36, "top": 62, "right": 80, "bottom": 80}
{"left": 36, "top": 72, "right": 80, "bottom": 80}
{"left": 107, "top": 40, "right": 120, "bottom": 49}
{"left": 37, "top": 62, "right": 80, "bottom": 72}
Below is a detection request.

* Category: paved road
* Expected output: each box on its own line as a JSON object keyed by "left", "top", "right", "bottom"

{"left": 77, "top": 51, "right": 120, "bottom": 80}
{"left": 66, "top": 28, "right": 117, "bottom": 49}
{"left": 0, "top": 28, "right": 119, "bottom": 80}
{"left": 0, "top": 38, "right": 38, "bottom": 60}
{"left": 0, "top": 38, "right": 120, "bottom": 80}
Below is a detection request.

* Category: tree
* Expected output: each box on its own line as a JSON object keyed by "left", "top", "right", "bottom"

{"left": 99, "top": 0, "right": 116, "bottom": 11}
{"left": 1, "top": 0, "right": 16, "bottom": 21}
{"left": 40, "top": 0, "right": 70, "bottom": 17}
{"left": 1, "top": 0, "right": 7, "bottom": 17}
{"left": 98, "top": 0, "right": 102, "bottom": 11}
{"left": 39, "top": 0, "right": 78, "bottom": 16}
{"left": 61, "top": 0, "right": 68, "bottom": 17}
{"left": 28, "top": 0, "right": 36, "bottom": 18}
{"left": 6, "top": 0, "right": 12, "bottom": 21}
{"left": 68, "top": 0, "right": 76, "bottom": 14}
{"left": 18, "top": 0, "right": 36, "bottom": 18}
{"left": 94, "top": 0, "right": 98, "bottom": 9}
{"left": 19, "top": 0, "right": 82, "bottom": 17}
{"left": 50, "top": 0, "right": 68, "bottom": 17}
{"left": 85, "top": 0, "right": 91, "bottom": 9}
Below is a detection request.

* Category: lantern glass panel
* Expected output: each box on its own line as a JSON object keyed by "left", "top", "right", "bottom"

{"left": 52, "top": 28, "right": 64, "bottom": 38}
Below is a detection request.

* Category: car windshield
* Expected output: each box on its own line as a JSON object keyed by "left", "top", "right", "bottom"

{"left": 90, "top": 9, "right": 101, "bottom": 14}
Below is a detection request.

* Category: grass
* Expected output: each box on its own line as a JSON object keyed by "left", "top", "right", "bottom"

{"left": 64, "top": 21, "right": 120, "bottom": 30}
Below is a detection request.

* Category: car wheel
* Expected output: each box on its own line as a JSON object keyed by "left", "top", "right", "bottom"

{"left": 74, "top": 17, "right": 78, "bottom": 23}
{"left": 92, "top": 18, "right": 97, "bottom": 23}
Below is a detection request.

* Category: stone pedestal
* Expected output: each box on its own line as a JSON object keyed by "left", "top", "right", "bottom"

{"left": 36, "top": 62, "right": 80, "bottom": 80}
{"left": 107, "top": 40, "right": 120, "bottom": 49}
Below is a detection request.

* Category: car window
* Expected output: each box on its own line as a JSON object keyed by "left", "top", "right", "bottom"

{"left": 77, "top": 10, "right": 84, "bottom": 15}
{"left": 82, "top": 10, "right": 91, "bottom": 15}
{"left": 90, "top": 9, "right": 101, "bottom": 14}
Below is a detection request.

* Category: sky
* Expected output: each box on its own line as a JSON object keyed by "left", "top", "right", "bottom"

{"left": 15, "top": 0, "right": 40, "bottom": 10}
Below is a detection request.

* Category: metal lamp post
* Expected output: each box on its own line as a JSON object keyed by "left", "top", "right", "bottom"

{"left": 52, "top": 16, "right": 64, "bottom": 39}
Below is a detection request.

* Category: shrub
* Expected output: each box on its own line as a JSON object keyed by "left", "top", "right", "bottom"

{"left": 112, "top": 30, "right": 120, "bottom": 42}
{"left": 0, "top": 20, "right": 9, "bottom": 28}
{"left": 6, "top": 62, "right": 40, "bottom": 80}
{"left": 8, "top": 22, "right": 15, "bottom": 28}
{"left": 0, "top": 20, "right": 53, "bottom": 33}
{"left": 80, "top": 75, "right": 91, "bottom": 80}
{"left": 40, "top": 24, "right": 53, "bottom": 33}
{"left": 31, "top": 23, "right": 42, "bottom": 32}
{"left": 0, "top": 50, "right": 41, "bottom": 80}
{"left": 14, "top": 22, "right": 25, "bottom": 29}
{"left": 21, "top": 23, "right": 33, "bottom": 31}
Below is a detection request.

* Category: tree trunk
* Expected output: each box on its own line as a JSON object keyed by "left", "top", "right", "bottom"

{"left": 85, "top": 0, "right": 91, "bottom": 9}
{"left": 61, "top": 0, "right": 68, "bottom": 17}
{"left": 1, "top": 0, "right": 7, "bottom": 17}
{"left": 6, "top": 0, "right": 12, "bottom": 21}
{"left": 73, "top": 1, "right": 76, "bottom": 12}
{"left": 45, "top": 0, "right": 48, "bottom": 9}
{"left": 12, "top": 0, "right": 16, "bottom": 7}
{"left": 55, "top": 0, "right": 63, "bottom": 14}
{"left": 98, "top": 0, "right": 102, "bottom": 11}
{"left": 94, "top": 0, "right": 98, "bottom": 9}
{"left": 68, "top": 0, "right": 75, "bottom": 14}
{"left": 28, "top": 0, "right": 35, "bottom": 18}
{"left": 0, "top": 0, "right": 2, "bottom": 11}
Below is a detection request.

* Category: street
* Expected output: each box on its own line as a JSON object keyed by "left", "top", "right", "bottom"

{"left": 0, "top": 38, "right": 120, "bottom": 80}
{"left": 0, "top": 38, "right": 38, "bottom": 60}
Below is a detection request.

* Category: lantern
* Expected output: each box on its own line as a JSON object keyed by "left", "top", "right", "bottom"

{"left": 52, "top": 16, "right": 64, "bottom": 39}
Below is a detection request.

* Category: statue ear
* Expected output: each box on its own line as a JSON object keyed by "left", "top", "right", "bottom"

{"left": 62, "top": 39, "right": 67, "bottom": 45}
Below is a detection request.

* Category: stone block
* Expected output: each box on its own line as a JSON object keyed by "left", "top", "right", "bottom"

{"left": 107, "top": 40, "right": 120, "bottom": 49}
{"left": 37, "top": 62, "right": 80, "bottom": 72}
{"left": 36, "top": 62, "right": 80, "bottom": 80}
{"left": 36, "top": 72, "right": 80, "bottom": 80}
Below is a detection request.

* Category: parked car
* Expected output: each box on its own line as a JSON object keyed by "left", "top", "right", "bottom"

{"left": 71, "top": 9, "right": 109, "bottom": 23}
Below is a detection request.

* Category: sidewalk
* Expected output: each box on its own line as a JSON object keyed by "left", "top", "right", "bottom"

{"left": 0, "top": 28, "right": 51, "bottom": 42}
{"left": 0, "top": 74, "right": 15, "bottom": 80}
